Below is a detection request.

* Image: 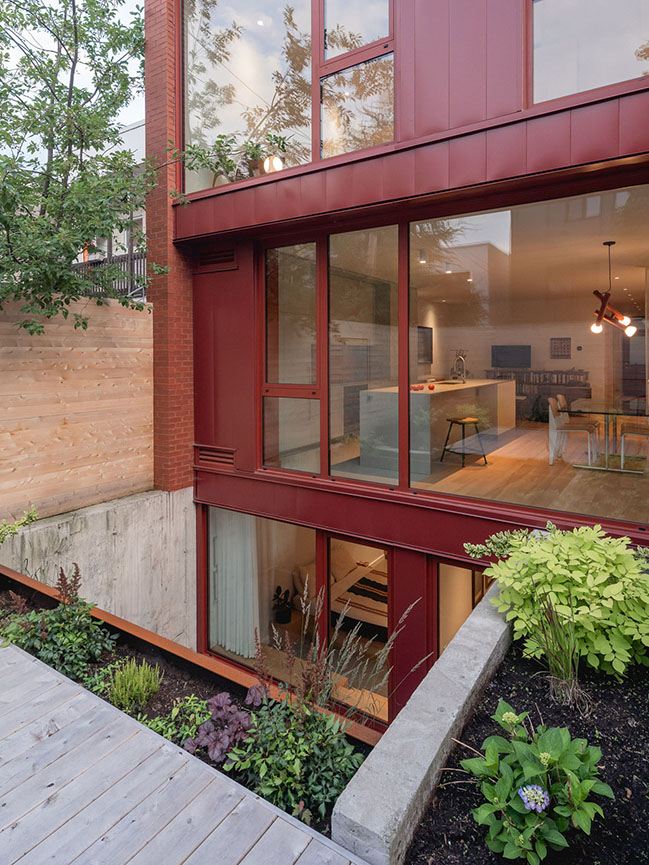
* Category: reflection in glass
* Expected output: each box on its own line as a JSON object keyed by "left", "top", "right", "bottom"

{"left": 408, "top": 185, "right": 649, "bottom": 526}
{"left": 324, "top": 0, "right": 390, "bottom": 59}
{"left": 329, "top": 225, "right": 399, "bottom": 484}
{"left": 328, "top": 539, "right": 389, "bottom": 721}
{"left": 264, "top": 398, "right": 320, "bottom": 473}
{"left": 321, "top": 54, "right": 394, "bottom": 158}
{"left": 266, "top": 244, "right": 317, "bottom": 384}
{"left": 534, "top": 0, "right": 649, "bottom": 102}
{"left": 208, "top": 508, "right": 316, "bottom": 681}
{"left": 184, "top": 0, "right": 312, "bottom": 192}
{"left": 438, "top": 563, "right": 486, "bottom": 655}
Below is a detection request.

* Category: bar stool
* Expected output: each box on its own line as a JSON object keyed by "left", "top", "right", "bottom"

{"left": 440, "top": 417, "right": 487, "bottom": 467}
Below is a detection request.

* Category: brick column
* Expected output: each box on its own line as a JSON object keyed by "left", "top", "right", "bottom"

{"left": 145, "top": 0, "right": 194, "bottom": 491}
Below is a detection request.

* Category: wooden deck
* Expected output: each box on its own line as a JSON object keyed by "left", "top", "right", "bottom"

{"left": 0, "top": 645, "right": 368, "bottom": 865}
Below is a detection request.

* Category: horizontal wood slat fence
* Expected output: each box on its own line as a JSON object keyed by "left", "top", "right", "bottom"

{"left": 0, "top": 300, "right": 153, "bottom": 520}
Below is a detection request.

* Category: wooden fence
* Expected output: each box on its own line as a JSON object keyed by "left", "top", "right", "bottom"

{"left": 0, "top": 299, "right": 153, "bottom": 520}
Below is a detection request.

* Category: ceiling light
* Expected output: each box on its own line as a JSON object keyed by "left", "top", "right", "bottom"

{"left": 467, "top": 277, "right": 473, "bottom": 283}
{"left": 614, "top": 276, "right": 620, "bottom": 280}
{"left": 590, "top": 241, "right": 636, "bottom": 338}
{"left": 257, "top": 19, "right": 264, "bottom": 26}
{"left": 263, "top": 155, "right": 283, "bottom": 173}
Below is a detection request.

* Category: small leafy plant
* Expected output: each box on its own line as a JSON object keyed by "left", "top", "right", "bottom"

{"left": 465, "top": 523, "right": 649, "bottom": 677}
{"left": 461, "top": 700, "right": 614, "bottom": 863}
{"left": 83, "top": 660, "right": 124, "bottom": 696}
{"left": 224, "top": 693, "right": 364, "bottom": 823}
{"left": 183, "top": 691, "right": 252, "bottom": 763}
{"left": 140, "top": 694, "right": 210, "bottom": 745}
{"left": 0, "top": 566, "right": 116, "bottom": 679}
{"left": 108, "top": 658, "right": 163, "bottom": 713}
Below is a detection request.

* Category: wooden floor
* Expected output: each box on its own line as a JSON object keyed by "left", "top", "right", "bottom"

{"left": 414, "top": 423, "right": 649, "bottom": 525}
{"left": 0, "top": 645, "right": 368, "bottom": 865}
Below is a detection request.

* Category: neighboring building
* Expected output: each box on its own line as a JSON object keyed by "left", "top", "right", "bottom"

{"left": 145, "top": 0, "right": 649, "bottom": 725}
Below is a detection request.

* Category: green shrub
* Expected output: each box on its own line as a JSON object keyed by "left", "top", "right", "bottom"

{"left": 466, "top": 523, "right": 649, "bottom": 676}
{"left": 224, "top": 696, "right": 364, "bottom": 823}
{"left": 108, "top": 658, "right": 163, "bottom": 713}
{"left": 83, "top": 659, "right": 123, "bottom": 696}
{"left": 461, "top": 699, "right": 613, "bottom": 864}
{"left": 139, "top": 694, "right": 210, "bottom": 744}
{"left": 1, "top": 598, "right": 116, "bottom": 680}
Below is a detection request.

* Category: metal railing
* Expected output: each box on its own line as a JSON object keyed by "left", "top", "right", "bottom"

{"left": 72, "top": 251, "right": 147, "bottom": 300}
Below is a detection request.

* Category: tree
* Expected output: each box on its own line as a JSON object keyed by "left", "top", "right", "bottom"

{"left": 0, "top": 0, "right": 154, "bottom": 333}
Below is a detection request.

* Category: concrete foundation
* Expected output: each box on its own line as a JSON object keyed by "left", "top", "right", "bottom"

{"left": 0, "top": 488, "right": 197, "bottom": 649}
{"left": 332, "top": 584, "right": 510, "bottom": 865}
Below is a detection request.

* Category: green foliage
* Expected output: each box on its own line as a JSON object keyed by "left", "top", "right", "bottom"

{"left": 224, "top": 696, "right": 364, "bottom": 823}
{"left": 461, "top": 700, "right": 613, "bottom": 863}
{"left": 465, "top": 524, "right": 649, "bottom": 677}
{"left": 108, "top": 658, "right": 163, "bottom": 713}
{"left": 0, "top": 0, "right": 155, "bottom": 332}
{"left": 82, "top": 659, "right": 123, "bottom": 696}
{"left": 0, "top": 507, "right": 38, "bottom": 547}
{"left": 139, "top": 694, "right": 210, "bottom": 745}
{"left": 1, "top": 598, "right": 116, "bottom": 679}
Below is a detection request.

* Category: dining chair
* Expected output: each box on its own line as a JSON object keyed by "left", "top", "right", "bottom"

{"left": 556, "top": 393, "right": 569, "bottom": 412}
{"left": 547, "top": 397, "right": 598, "bottom": 466}
{"left": 620, "top": 421, "right": 649, "bottom": 469}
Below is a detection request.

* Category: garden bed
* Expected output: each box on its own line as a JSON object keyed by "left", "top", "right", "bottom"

{"left": 405, "top": 643, "right": 649, "bottom": 865}
{"left": 0, "top": 575, "right": 369, "bottom": 836}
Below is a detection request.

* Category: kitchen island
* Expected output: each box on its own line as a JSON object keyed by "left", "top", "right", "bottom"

{"left": 358, "top": 379, "right": 516, "bottom": 477}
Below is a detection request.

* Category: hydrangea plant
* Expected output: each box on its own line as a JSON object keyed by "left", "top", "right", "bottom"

{"left": 461, "top": 700, "right": 613, "bottom": 863}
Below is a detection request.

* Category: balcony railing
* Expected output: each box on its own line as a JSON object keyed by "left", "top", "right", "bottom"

{"left": 72, "top": 251, "right": 147, "bottom": 300}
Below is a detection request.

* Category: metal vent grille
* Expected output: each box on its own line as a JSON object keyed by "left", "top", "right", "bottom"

{"left": 196, "top": 446, "right": 236, "bottom": 469}
{"left": 196, "top": 248, "right": 237, "bottom": 270}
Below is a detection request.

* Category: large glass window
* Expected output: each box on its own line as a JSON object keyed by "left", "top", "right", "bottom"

{"left": 184, "top": 1, "right": 312, "bottom": 192}
{"left": 263, "top": 397, "right": 320, "bottom": 473}
{"left": 323, "top": 0, "right": 390, "bottom": 59}
{"left": 409, "top": 185, "right": 649, "bottom": 525}
{"left": 533, "top": 0, "right": 649, "bottom": 103}
{"left": 321, "top": 54, "right": 394, "bottom": 158}
{"left": 329, "top": 225, "right": 399, "bottom": 484}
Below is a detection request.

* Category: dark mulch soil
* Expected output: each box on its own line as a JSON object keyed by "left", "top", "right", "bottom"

{"left": 406, "top": 644, "right": 649, "bottom": 865}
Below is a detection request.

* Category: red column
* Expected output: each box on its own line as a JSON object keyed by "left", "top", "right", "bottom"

{"left": 145, "top": 0, "right": 194, "bottom": 491}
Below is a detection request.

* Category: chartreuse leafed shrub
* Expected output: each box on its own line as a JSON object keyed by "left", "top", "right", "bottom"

{"left": 461, "top": 700, "right": 613, "bottom": 864}
{"left": 465, "top": 524, "right": 649, "bottom": 677}
{"left": 108, "top": 658, "right": 163, "bottom": 713}
{"left": 0, "top": 565, "right": 116, "bottom": 679}
{"left": 223, "top": 694, "right": 363, "bottom": 824}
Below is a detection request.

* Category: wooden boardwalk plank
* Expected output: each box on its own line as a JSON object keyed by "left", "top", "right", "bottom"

{"left": 0, "top": 715, "right": 135, "bottom": 832}
{"left": 0, "top": 682, "right": 83, "bottom": 742}
{"left": 0, "top": 692, "right": 93, "bottom": 764}
{"left": 239, "top": 818, "right": 311, "bottom": 865}
{"left": 13, "top": 744, "right": 188, "bottom": 865}
{"left": 0, "top": 732, "right": 160, "bottom": 862}
{"left": 182, "top": 798, "right": 276, "bottom": 865}
{"left": 69, "top": 756, "right": 209, "bottom": 864}
{"left": 0, "top": 702, "right": 116, "bottom": 798}
{"left": 0, "top": 672, "right": 62, "bottom": 718}
{"left": 127, "top": 776, "right": 244, "bottom": 865}
{"left": 296, "top": 840, "right": 353, "bottom": 865}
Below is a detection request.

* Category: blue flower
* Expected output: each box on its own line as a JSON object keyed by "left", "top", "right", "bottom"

{"left": 518, "top": 784, "right": 550, "bottom": 813}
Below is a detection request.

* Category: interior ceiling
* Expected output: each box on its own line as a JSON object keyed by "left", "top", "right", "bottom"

{"left": 330, "top": 185, "right": 649, "bottom": 315}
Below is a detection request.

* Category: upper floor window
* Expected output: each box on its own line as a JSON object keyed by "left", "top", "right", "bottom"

{"left": 532, "top": 0, "right": 649, "bottom": 103}
{"left": 183, "top": 0, "right": 394, "bottom": 193}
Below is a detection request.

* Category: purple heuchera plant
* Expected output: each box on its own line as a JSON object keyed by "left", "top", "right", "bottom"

{"left": 183, "top": 691, "right": 252, "bottom": 763}
{"left": 244, "top": 684, "right": 269, "bottom": 708}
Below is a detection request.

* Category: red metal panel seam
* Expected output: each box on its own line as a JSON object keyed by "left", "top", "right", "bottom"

{"left": 318, "top": 235, "right": 330, "bottom": 478}
{"left": 398, "top": 222, "right": 410, "bottom": 490}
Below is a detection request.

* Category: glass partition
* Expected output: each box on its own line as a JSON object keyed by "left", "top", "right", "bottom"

{"left": 409, "top": 185, "right": 649, "bottom": 525}
{"left": 329, "top": 225, "right": 399, "bottom": 484}
{"left": 263, "top": 397, "right": 320, "bottom": 473}
{"left": 184, "top": 1, "right": 312, "bottom": 192}
{"left": 533, "top": 0, "right": 649, "bottom": 103}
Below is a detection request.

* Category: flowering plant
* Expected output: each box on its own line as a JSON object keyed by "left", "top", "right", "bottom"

{"left": 459, "top": 700, "right": 613, "bottom": 863}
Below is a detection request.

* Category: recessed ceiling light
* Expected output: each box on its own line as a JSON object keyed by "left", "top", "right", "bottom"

{"left": 614, "top": 276, "right": 620, "bottom": 280}
{"left": 257, "top": 19, "right": 264, "bottom": 26}
{"left": 467, "top": 278, "right": 473, "bottom": 283}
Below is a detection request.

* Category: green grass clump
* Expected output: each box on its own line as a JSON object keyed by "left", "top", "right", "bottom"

{"left": 109, "top": 658, "right": 163, "bottom": 713}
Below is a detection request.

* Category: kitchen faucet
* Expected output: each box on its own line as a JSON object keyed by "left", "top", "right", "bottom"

{"left": 453, "top": 354, "right": 467, "bottom": 382}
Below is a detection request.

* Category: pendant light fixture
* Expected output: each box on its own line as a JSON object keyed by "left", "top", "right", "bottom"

{"left": 591, "top": 241, "right": 636, "bottom": 337}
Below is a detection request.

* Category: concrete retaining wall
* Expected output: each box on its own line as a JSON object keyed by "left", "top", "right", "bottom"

{"left": 0, "top": 487, "right": 197, "bottom": 649}
{"left": 332, "top": 583, "right": 510, "bottom": 865}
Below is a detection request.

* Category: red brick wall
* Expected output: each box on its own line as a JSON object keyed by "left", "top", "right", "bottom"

{"left": 145, "top": 0, "right": 194, "bottom": 491}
